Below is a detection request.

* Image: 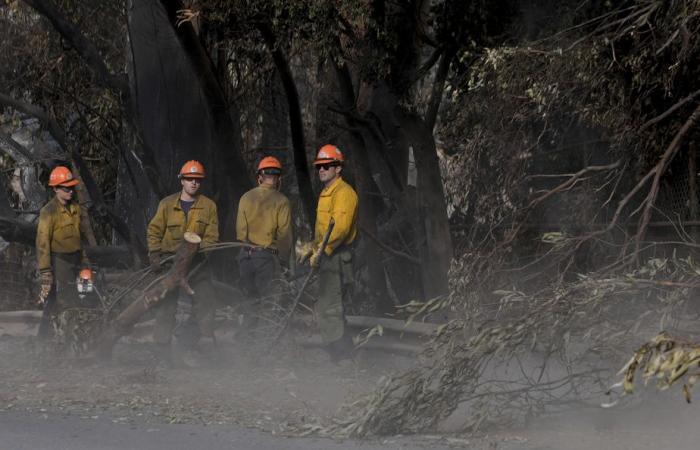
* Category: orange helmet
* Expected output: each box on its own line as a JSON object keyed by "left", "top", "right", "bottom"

{"left": 48, "top": 166, "right": 80, "bottom": 187}
{"left": 179, "top": 160, "right": 206, "bottom": 179}
{"left": 313, "top": 144, "right": 344, "bottom": 165}
{"left": 78, "top": 268, "right": 94, "bottom": 282}
{"left": 257, "top": 156, "right": 282, "bottom": 174}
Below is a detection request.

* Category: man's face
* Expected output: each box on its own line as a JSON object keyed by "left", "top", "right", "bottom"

{"left": 53, "top": 185, "right": 74, "bottom": 203}
{"left": 181, "top": 177, "right": 202, "bottom": 196}
{"left": 317, "top": 163, "right": 341, "bottom": 184}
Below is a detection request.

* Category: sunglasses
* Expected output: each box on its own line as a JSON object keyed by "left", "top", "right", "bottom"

{"left": 57, "top": 186, "right": 74, "bottom": 193}
{"left": 317, "top": 163, "right": 339, "bottom": 171}
{"left": 182, "top": 178, "right": 202, "bottom": 183}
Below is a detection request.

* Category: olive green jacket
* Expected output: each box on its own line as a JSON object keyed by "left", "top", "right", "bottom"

{"left": 147, "top": 193, "right": 219, "bottom": 255}
{"left": 236, "top": 184, "right": 293, "bottom": 261}
{"left": 36, "top": 197, "right": 83, "bottom": 272}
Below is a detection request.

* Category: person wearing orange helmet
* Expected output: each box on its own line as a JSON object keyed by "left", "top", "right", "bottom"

{"left": 36, "top": 166, "right": 90, "bottom": 339}
{"left": 235, "top": 156, "right": 293, "bottom": 303}
{"left": 146, "top": 160, "right": 219, "bottom": 362}
{"left": 298, "top": 144, "right": 358, "bottom": 361}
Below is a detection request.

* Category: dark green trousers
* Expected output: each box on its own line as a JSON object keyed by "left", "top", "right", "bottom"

{"left": 315, "top": 248, "right": 353, "bottom": 343}
{"left": 38, "top": 252, "right": 81, "bottom": 339}
{"left": 153, "top": 261, "right": 217, "bottom": 345}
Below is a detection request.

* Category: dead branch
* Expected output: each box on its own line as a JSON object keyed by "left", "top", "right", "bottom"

{"left": 20, "top": 0, "right": 129, "bottom": 95}
{"left": 0, "top": 92, "right": 147, "bottom": 255}
{"left": 359, "top": 225, "right": 421, "bottom": 265}
{"left": 634, "top": 104, "right": 700, "bottom": 254}
{"left": 527, "top": 160, "right": 621, "bottom": 208}
{"left": 640, "top": 89, "right": 700, "bottom": 131}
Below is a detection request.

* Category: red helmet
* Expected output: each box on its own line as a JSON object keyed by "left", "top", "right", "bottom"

{"left": 313, "top": 144, "right": 344, "bottom": 165}
{"left": 49, "top": 166, "right": 79, "bottom": 187}
{"left": 257, "top": 156, "right": 282, "bottom": 174}
{"left": 179, "top": 160, "right": 206, "bottom": 179}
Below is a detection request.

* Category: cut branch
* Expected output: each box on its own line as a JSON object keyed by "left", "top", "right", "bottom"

{"left": 97, "top": 232, "right": 202, "bottom": 357}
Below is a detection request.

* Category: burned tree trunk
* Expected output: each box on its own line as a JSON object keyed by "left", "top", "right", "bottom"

{"left": 96, "top": 232, "right": 201, "bottom": 357}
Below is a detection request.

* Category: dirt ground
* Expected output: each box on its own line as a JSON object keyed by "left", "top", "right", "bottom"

{"left": 2, "top": 319, "right": 700, "bottom": 450}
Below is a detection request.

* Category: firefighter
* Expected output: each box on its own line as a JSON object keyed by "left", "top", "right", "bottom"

{"left": 36, "top": 166, "right": 89, "bottom": 339}
{"left": 299, "top": 144, "right": 358, "bottom": 360}
{"left": 236, "top": 156, "right": 293, "bottom": 299}
{"left": 147, "top": 160, "right": 219, "bottom": 360}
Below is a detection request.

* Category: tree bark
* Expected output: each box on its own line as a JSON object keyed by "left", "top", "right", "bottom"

{"left": 158, "top": 0, "right": 251, "bottom": 240}
{"left": 399, "top": 111, "right": 452, "bottom": 298}
{"left": 259, "top": 23, "right": 315, "bottom": 226}
{"left": 332, "top": 63, "right": 394, "bottom": 314}
{"left": 424, "top": 46, "right": 456, "bottom": 131}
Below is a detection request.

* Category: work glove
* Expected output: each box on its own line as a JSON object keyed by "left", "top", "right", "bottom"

{"left": 38, "top": 270, "right": 53, "bottom": 305}
{"left": 309, "top": 249, "right": 323, "bottom": 268}
{"left": 149, "top": 252, "right": 161, "bottom": 273}
{"left": 296, "top": 241, "right": 314, "bottom": 264}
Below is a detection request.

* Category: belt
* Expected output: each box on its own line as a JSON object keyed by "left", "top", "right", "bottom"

{"left": 244, "top": 246, "right": 278, "bottom": 255}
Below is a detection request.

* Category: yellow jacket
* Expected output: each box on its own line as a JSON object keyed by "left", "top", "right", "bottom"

{"left": 315, "top": 177, "right": 358, "bottom": 255}
{"left": 236, "top": 184, "right": 293, "bottom": 261}
{"left": 147, "top": 193, "right": 219, "bottom": 255}
{"left": 36, "top": 197, "right": 83, "bottom": 271}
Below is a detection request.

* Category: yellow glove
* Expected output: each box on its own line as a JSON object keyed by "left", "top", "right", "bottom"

{"left": 39, "top": 270, "right": 53, "bottom": 305}
{"left": 296, "top": 241, "right": 314, "bottom": 264}
{"left": 309, "top": 249, "right": 323, "bottom": 268}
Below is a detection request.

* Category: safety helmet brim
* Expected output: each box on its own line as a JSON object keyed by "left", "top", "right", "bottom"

{"left": 56, "top": 179, "right": 80, "bottom": 187}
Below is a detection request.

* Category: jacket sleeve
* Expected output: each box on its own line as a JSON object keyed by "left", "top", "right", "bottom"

{"left": 36, "top": 208, "right": 53, "bottom": 272}
{"left": 202, "top": 202, "right": 219, "bottom": 248}
{"left": 324, "top": 188, "right": 359, "bottom": 255}
{"left": 235, "top": 196, "right": 247, "bottom": 242}
{"left": 147, "top": 201, "right": 166, "bottom": 254}
{"left": 276, "top": 198, "right": 293, "bottom": 262}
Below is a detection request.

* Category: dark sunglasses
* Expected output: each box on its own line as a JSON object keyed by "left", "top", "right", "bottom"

{"left": 317, "top": 163, "right": 339, "bottom": 171}
{"left": 57, "top": 186, "right": 74, "bottom": 193}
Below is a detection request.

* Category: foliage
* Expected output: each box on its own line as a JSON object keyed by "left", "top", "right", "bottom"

{"left": 327, "top": 254, "right": 700, "bottom": 436}
{"left": 615, "top": 332, "right": 700, "bottom": 404}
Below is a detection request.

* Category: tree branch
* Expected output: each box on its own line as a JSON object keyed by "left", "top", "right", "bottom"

{"left": 360, "top": 225, "right": 421, "bottom": 265}
{"left": 0, "top": 130, "right": 36, "bottom": 163}
{"left": 639, "top": 89, "right": 700, "bottom": 131}
{"left": 634, "top": 104, "right": 700, "bottom": 253}
{"left": 23, "top": 0, "right": 129, "bottom": 96}
{"left": 21, "top": 0, "right": 128, "bottom": 96}
{"left": 0, "top": 92, "right": 146, "bottom": 254}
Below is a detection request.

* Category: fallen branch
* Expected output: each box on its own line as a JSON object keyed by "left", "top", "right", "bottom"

{"left": 96, "top": 232, "right": 202, "bottom": 357}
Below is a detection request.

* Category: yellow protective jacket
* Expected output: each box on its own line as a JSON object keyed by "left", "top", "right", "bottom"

{"left": 36, "top": 197, "right": 83, "bottom": 272}
{"left": 314, "top": 177, "right": 358, "bottom": 255}
{"left": 147, "top": 193, "right": 219, "bottom": 255}
{"left": 236, "top": 184, "right": 293, "bottom": 261}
